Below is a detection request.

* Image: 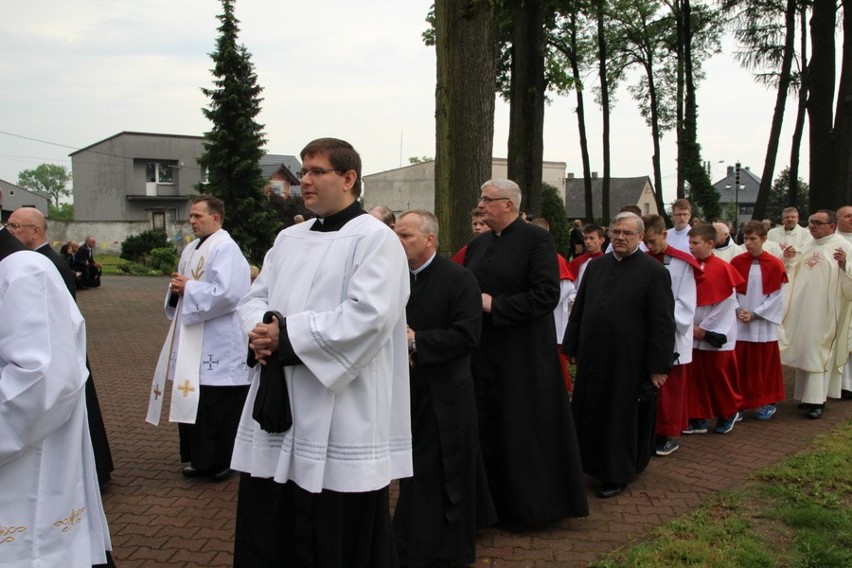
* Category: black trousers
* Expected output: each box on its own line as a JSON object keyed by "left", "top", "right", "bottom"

{"left": 234, "top": 475, "right": 398, "bottom": 568}
{"left": 178, "top": 385, "right": 248, "bottom": 470}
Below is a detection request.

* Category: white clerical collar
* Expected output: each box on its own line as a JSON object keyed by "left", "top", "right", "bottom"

{"left": 613, "top": 247, "right": 640, "bottom": 261}
{"left": 410, "top": 251, "right": 437, "bottom": 278}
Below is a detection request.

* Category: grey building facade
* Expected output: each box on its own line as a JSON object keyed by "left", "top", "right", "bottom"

{"left": 0, "top": 179, "right": 50, "bottom": 221}
{"left": 70, "top": 131, "right": 206, "bottom": 229}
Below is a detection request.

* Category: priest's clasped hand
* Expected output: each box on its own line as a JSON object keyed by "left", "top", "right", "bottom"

{"left": 170, "top": 273, "right": 188, "bottom": 295}
{"left": 248, "top": 318, "right": 280, "bottom": 365}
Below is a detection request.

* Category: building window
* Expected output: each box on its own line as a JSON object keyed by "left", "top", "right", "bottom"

{"left": 146, "top": 162, "right": 174, "bottom": 184}
{"left": 739, "top": 205, "right": 755, "bottom": 215}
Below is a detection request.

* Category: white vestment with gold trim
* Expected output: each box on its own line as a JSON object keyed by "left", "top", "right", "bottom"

{"left": 0, "top": 249, "right": 111, "bottom": 567}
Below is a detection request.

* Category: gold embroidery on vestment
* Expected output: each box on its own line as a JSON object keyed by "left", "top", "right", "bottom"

{"left": 53, "top": 507, "right": 86, "bottom": 533}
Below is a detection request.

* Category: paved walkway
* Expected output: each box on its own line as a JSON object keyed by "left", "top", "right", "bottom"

{"left": 79, "top": 275, "right": 852, "bottom": 568}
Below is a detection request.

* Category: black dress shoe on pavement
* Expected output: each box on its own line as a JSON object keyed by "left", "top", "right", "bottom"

{"left": 806, "top": 405, "right": 824, "bottom": 419}
{"left": 209, "top": 467, "right": 234, "bottom": 482}
{"left": 841, "top": 389, "right": 852, "bottom": 400}
{"left": 596, "top": 483, "right": 626, "bottom": 498}
{"left": 182, "top": 466, "right": 213, "bottom": 478}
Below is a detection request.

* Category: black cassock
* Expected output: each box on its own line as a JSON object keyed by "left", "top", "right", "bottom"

{"left": 564, "top": 250, "right": 675, "bottom": 486}
{"left": 393, "top": 254, "right": 496, "bottom": 567}
{"left": 466, "top": 218, "right": 588, "bottom": 524}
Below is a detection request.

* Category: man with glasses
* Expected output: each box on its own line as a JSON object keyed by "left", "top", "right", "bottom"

{"left": 464, "top": 179, "right": 588, "bottom": 523}
{"left": 781, "top": 210, "right": 852, "bottom": 419}
{"left": 564, "top": 213, "right": 675, "bottom": 498}
{"left": 232, "top": 138, "right": 411, "bottom": 567}
{"left": 668, "top": 198, "right": 694, "bottom": 253}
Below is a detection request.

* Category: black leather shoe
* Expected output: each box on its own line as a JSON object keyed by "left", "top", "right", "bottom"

{"left": 209, "top": 467, "right": 234, "bottom": 482}
{"left": 841, "top": 389, "right": 852, "bottom": 400}
{"left": 806, "top": 406, "right": 824, "bottom": 419}
{"left": 182, "top": 466, "right": 212, "bottom": 478}
{"left": 596, "top": 483, "right": 626, "bottom": 498}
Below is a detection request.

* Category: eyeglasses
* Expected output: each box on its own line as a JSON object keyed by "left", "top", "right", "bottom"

{"left": 479, "top": 196, "right": 510, "bottom": 204}
{"left": 6, "top": 222, "right": 35, "bottom": 230}
{"left": 296, "top": 166, "right": 341, "bottom": 180}
{"left": 609, "top": 229, "right": 641, "bottom": 237}
{"left": 808, "top": 219, "right": 832, "bottom": 226}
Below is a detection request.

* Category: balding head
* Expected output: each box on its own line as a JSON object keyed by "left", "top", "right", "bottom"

{"left": 7, "top": 207, "right": 47, "bottom": 250}
{"left": 713, "top": 221, "right": 731, "bottom": 242}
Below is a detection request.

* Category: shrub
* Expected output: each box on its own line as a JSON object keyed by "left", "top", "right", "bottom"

{"left": 149, "top": 247, "right": 178, "bottom": 274}
{"left": 121, "top": 230, "right": 170, "bottom": 263}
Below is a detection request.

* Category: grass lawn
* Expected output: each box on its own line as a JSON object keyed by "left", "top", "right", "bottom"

{"left": 99, "top": 255, "right": 128, "bottom": 276}
{"left": 592, "top": 421, "right": 852, "bottom": 568}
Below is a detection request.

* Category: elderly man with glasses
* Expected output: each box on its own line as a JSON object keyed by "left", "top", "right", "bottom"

{"left": 564, "top": 212, "right": 676, "bottom": 498}
{"left": 463, "top": 179, "right": 588, "bottom": 523}
{"left": 781, "top": 209, "right": 852, "bottom": 419}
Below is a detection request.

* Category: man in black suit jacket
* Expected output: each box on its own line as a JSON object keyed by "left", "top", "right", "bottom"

{"left": 76, "top": 235, "right": 102, "bottom": 288}
{"left": 392, "top": 209, "right": 496, "bottom": 567}
{"left": 6, "top": 207, "right": 114, "bottom": 485}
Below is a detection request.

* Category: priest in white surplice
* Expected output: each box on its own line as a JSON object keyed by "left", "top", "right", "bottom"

{"left": 147, "top": 195, "right": 251, "bottom": 481}
{"left": 781, "top": 209, "right": 852, "bottom": 419}
{"left": 0, "top": 227, "right": 113, "bottom": 567}
{"left": 231, "top": 138, "right": 412, "bottom": 567}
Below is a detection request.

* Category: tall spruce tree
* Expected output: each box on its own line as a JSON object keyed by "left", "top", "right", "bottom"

{"left": 198, "top": 0, "right": 275, "bottom": 265}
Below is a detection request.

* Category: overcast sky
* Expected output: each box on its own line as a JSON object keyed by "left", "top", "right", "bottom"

{"left": 0, "top": 0, "right": 813, "bottom": 205}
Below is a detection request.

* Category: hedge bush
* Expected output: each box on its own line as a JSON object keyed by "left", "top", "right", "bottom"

{"left": 121, "top": 230, "right": 170, "bottom": 263}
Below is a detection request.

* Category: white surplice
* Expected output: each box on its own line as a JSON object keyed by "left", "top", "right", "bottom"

{"left": 768, "top": 224, "right": 812, "bottom": 268}
{"left": 232, "top": 215, "right": 412, "bottom": 494}
{"left": 667, "top": 225, "right": 691, "bottom": 253}
{"left": 736, "top": 262, "right": 784, "bottom": 342}
{"left": 781, "top": 233, "right": 852, "bottom": 402}
{"left": 714, "top": 240, "right": 744, "bottom": 263}
{"left": 147, "top": 229, "right": 251, "bottom": 425}
{"left": 0, "top": 249, "right": 111, "bottom": 567}
{"left": 663, "top": 255, "right": 697, "bottom": 365}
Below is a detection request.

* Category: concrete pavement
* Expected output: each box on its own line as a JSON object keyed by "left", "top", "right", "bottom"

{"left": 78, "top": 275, "right": 852, "bottom": 567}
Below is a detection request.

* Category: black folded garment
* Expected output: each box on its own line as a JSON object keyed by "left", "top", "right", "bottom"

{"left": 250, "top": 310, "right": 292, "bottom": 433}
{"left": 703, "top": 330, "right": 728, "bottom": 348}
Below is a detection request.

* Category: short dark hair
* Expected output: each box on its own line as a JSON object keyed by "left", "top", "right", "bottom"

{"left": 583, "top": 224, "right": 606, "bottom": 239}
{"left": 471, "top": 206, "right": 485, "bottom": 219}
{"left": 192, "top": 194, "right": 225, "bottom": 220}
{"left": 300, "top": 138, "right": 363, "bottom": 198}
{"left": 620, "top": 204, "right": 642, "bottom": 216}
{"left": 642, "top": 214, "right": 666, "bottom": 234}
{"left": 742, "top": 220, "right": 767, "bottom": 237}
{"left": 688, "top": 223, "right": 717, "bottom": 243}
{"left": 814, "top": 209, "right": 837, "bottom": 225}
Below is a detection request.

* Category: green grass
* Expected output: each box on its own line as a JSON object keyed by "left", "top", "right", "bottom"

{"left": 591, "top": 421, "right": 852, "bottom": 568}
{"left": 99, "top": 254, "right": 167, "bottom": 276}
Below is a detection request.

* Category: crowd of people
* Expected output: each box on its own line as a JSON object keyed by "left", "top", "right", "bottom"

{"left": 4, "top": 137, "right": 851, "bottom": 568}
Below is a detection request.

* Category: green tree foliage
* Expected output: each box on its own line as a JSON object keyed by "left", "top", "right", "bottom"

{"left": 48, "top": 203, "right": 74, "bottom": 221}
{"left": 408, "top": 156, "right": 433, "bottom": 164}
{"left": 540, "top": 182, "right": 571, "bottom": 256}
{"left": 766, "top": 167, "right": 809, "bottom": 222}
{"left": 17, "top": 163, "right": 71, "bottom": 207}
{"left": 197, "top": 0, "right": 275, "bottom": 265}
